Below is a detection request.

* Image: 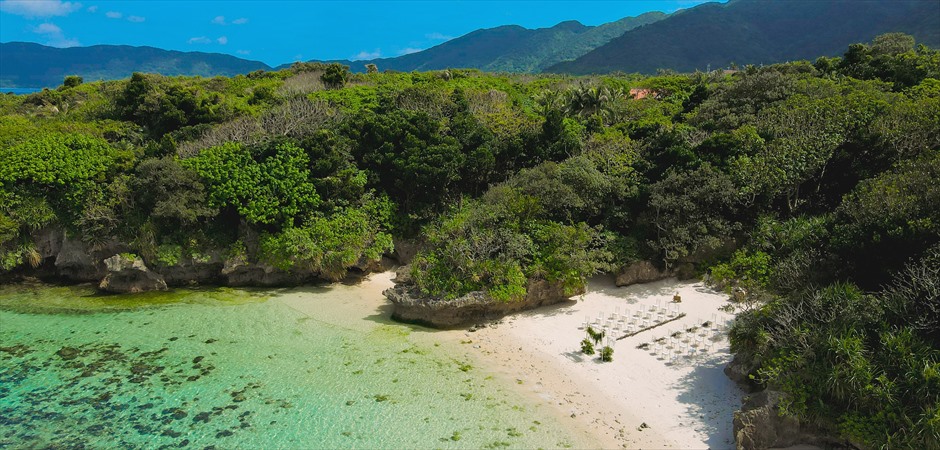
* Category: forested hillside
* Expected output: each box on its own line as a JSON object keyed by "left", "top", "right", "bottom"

{"left": 548, "top": 0, "right": 940, "bottom": 74}
{"left": 353, "top": 12, "right": 666, "bottom": 73}
{"left": 1, "top": 34, "right": 938, "bottom": 447}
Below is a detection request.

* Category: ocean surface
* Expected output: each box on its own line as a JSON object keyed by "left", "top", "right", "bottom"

{"left": 0, "top": 281, "right": 592, "bottom": 449}
{"left": 1, "top": 87, "right": 43, "bottom": 95}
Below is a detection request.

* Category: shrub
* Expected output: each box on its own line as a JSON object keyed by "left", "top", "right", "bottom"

{"left": 580, "top": 339, "right": 595, "bottom": 355}
{"left": 600, "top": 346, "right": 614, "bottom": 362}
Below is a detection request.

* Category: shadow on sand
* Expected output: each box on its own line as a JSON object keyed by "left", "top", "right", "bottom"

{"left": 672, "top": 353, "right": 743, "bottom": 449}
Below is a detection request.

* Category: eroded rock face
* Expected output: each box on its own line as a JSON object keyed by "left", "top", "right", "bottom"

{"left": 99, "top": 254, "right": 168, "bottom": 293}
{"left": 152, "top": 251, "right": 225, "bottom": 287}
{"left": 385, "top": 277, "right": 582, "bottom": 328}
{"left": 33, "top": 228, "right": 64, "bottom": 260}
{"left": 725, "top": 355, "right": 759, "bottom": 389}
{"left": 55, "top": 235, "right": 104, "bottom": 281}
{"left": 391, "top": 238, "right": 422, "bottom": 265}
{"left": 221, "top": 257, "right": 316, "bottom": 287}
{"left": 615, "top": 260, "right": 673, "bottom": 286}
{"left": 733, "top": 391, "right": 808, "bottom": 450}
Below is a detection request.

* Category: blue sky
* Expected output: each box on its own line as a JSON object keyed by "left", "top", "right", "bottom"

{"left": 1, "top": 1, "right": 722, "bottom": 66}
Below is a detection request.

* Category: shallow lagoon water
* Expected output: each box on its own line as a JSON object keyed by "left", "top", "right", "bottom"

{"left": 0, "top": 280, "right": 592, "bottom": 449}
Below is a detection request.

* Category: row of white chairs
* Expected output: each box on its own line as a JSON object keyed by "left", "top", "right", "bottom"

{"left": 581, "top": 302, "right": 683, "bottom": 334}
{"left": 645, "top": 324, "right": 726, "bottom": 363}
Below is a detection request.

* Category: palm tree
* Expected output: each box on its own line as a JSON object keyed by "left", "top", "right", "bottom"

{"left": 566, "top": 84, "right": 621, "bottom": 119}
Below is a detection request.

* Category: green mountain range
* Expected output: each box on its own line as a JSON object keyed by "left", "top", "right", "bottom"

{"left": 2, "top": 0, "right": 938, "bottom": 87}
{"left": 547, "top": 0, "right": 940, "bottom": 74}
{"left": 357, "top": 12, "right": 666, "bottom": 73}
{"left": 0, "top": 42, "right": 271, "bottom": 88}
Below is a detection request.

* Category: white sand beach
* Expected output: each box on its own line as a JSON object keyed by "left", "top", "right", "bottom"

{"left": 450, "top": 276, "right": 745, "bottom": 449}
{"left": 280, "top": 271, "right": 745, "bottom": 449}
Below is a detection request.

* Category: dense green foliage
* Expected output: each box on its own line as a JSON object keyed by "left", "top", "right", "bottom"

{"left": 1, "top": 34, "right": 938, "bottom": 445}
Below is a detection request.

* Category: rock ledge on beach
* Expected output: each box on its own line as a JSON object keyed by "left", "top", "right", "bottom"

{"left": 732, "top": 390, "right": 842, "bottom": 450}
{"left": 615, "top": 260, "right": 673, "bottom": 286}
{"left": 99, "top": 254, "right": 168, "bottom": 293}
{"left": 385, "top": 274, "right": 581, "bottom": 328}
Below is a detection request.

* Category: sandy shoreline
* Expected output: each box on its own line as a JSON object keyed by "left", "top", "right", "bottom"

{"left": 277, "top": 271, "right": 744, "bottom": 449}
{"left": 443, "top": 276, "right": 746, "bottom": 449}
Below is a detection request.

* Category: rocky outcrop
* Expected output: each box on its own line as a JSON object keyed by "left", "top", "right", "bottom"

{"left": 152, "top": 251, "right": 225, "bottom": 286}
{"left": 221, "top": 256, "right": 316, "bottom": 287}
{"left": 157, "top": 260, "right": 225, "bottom": 286}
{"left": 615, "top": 260, "right": 673, "bottom": 286}
{"left": 98, "top": 254, "right": 168, "bottom": 293}
{"left": 54, "top": 235, "right": 105, "bottom": 281}
{"left": 732, "top": 390, "right": 841, "bottom": 450}
{"left": 391, "top": 237, "right": 422, "bottom": 265}
{"left": 33, "top": 228, "right": 64, "bottom": 260}
{"left": 725, "top": 355, "right": 760, "bottom": 390}
{"left": 734, "top": 390, "right": 799, "bottom": 450}
{"left": 385, "top": 275, "right": 582, "bottom": 328}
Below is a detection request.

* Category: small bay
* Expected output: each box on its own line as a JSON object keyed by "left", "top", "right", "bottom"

{"left": 0, "top": 275, "right": 593, "bottom": 449}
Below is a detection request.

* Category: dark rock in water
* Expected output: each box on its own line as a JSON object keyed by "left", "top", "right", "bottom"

{"left": 215, "top": 430, "right": 234, "bottom": 438}
{"left": 165, "top": 408, "right": 187, "bottom": 420}
{"left": 55, "top": 347, "right": 81, "bottom": 360}
{"left": 98, "top": 254, "right": 168, "bottom": 293}
{"left": 385, "top": 274, "right": 582, "bottom": 328}
{"left": 0, "top": 344, "right": 32, "bottom": 357}
{"left": 193, "top": 411, "right": 212, "bottom": 423}
{"left": 178, "top": 439, "right": 189, "bottom": 447}
{"left": 192, "top": 356, "right": 204, "bottom": 364}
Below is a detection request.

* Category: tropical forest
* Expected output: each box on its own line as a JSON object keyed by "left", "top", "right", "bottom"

{"left": 1, "top": 30, "right": 938, "bottom": 449}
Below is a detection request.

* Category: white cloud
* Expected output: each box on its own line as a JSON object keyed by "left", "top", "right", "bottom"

{"left": 425, "top": 32, "right": 453, "bottom": 41}
{"left": 105, "top": 10, "right": 120, "bottom": 19}
{"left": 31, "top": 22, "right": 79, "bottom": 47}
{"left": 232, "top": 17, "right": 248, "bottom": 25}
{"left": 33, "top": 22, "right": 62, "bottom": 34}
{"left": 352, "top": 49, "right": 381, "bottom": 60}
{"left": 217, "top": 36, "right": 227, "bottom": 45}
{"left": 398, "top": 47, "right": 422, "bottom": 56}
{"left": 236, "top": 49, "right": 250, "bottom": 55}
{"left": 87, "top": 5, "right": 97, "bottom": 13}
{"left": 293, "top": 54, "right": 303, "bottom": 61}
{"left": 127, "top": 15, "right": 144, "bottom": 22}
{"left": 188, "top": 36, "right": 211, "bottom": 44}
{"left": 0, "top": 0, "right": 82, "bottom": 18}
{"left": 211, "top": 15, "right": 225, "bottom": 25}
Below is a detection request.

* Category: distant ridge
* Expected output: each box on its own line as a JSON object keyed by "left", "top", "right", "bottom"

{"left": 0, "top": 42, "right": 271, "bottom": 88}
{"left": 282, "top": 12, "right": 668, "bottom": 73}
{"left": 356, "top": 11, "right": 667, "bottom": 73}
{"left": 546, "top": 0, "right": 940, "bottom": 74}
{"left": 3, "top": 0, "right": 938, "bottom": 86}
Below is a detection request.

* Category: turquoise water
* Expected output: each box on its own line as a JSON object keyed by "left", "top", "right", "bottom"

{"left": 0, "top": 283, "right": 590, "bottom": 449}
